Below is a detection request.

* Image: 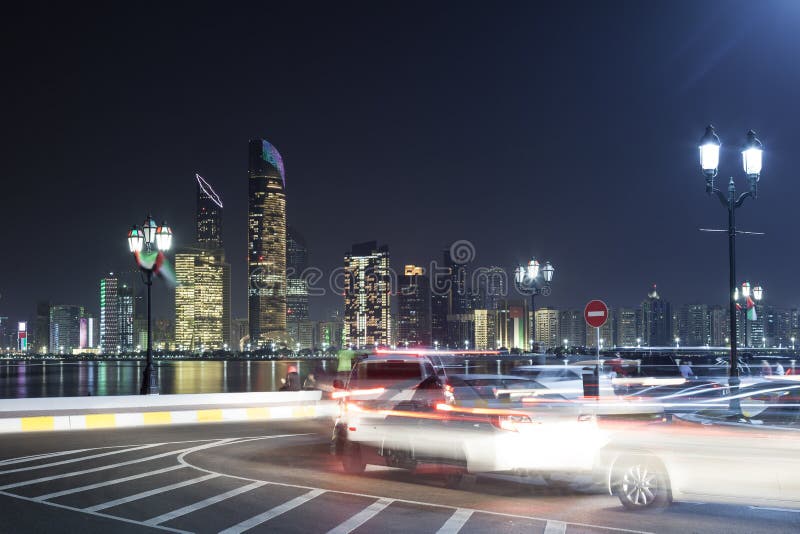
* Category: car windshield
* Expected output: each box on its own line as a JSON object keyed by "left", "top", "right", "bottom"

{"left": 349, "top": 360, "right": 426, "bottom": 390}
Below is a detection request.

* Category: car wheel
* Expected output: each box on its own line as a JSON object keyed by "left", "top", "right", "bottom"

{"left": 614, "top": 456, "right": 670, "bottom": 510}
{"left": 341, "top": 441, "right": 366, "bottom": 474}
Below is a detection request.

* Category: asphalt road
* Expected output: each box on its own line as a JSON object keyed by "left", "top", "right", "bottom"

{"left": 0, "top": 420, "right": 797, "bottom": 534}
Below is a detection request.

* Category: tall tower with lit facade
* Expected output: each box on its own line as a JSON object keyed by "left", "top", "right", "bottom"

{"left": 175, "top": 174, "right": 231, "bottom": 350}
{"left": 344, "top": 241, "right": 391, "bottom": 348}
{"left": 99, "top": 274, "right": 119, "bottom": 352}
{"left": 287, "top": 226, "right": 309, "bottom": 345}
{"left": 248, "top": 139, "right": 287, "bottom": 345}
{"left": 397, "top": 265, "right": 431, "bottom": 347}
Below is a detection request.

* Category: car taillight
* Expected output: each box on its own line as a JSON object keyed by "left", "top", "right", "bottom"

{"left": 491, "top": 414, "right": 534, "bottom": 432}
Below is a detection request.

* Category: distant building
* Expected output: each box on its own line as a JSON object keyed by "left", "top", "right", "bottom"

{"left": 343, "top": 241, "right": 391, "bottom": 348}
{"left": 534, "top": 307, "right": 560, "bottom": 348}
{"left": 709, "top": 305, "right": 729, "bottom": 346}
{"left": 99, "top": 274, "right": 119, "bottom": 352}
{"left": 586, "top": 307, "right": 613, "bottom": 349}
{"left": 175, "top": 248, "right": 231, "bottom": 350}
{"left": 50, "top": 305, "right": 83, "bottom": 353}
{"left": 232, "top": 318, "right": 249, "bottom": 351}
{"left": 118, "top": 284, "right": 135, "bottom": 351}
{"left": 447, "top": 313, "right": 475, "bottom": 349}
{"left": 248, "top": 139, "right": 287, "bottom": 345}
{"left": 496, "top": 299, "right": 528, "bottom": 350}
{"left": 474, "top": 266, "right": 507, "bottom": 311}
{"left": 317, "top": 320, "right": 344, "bottom": 350}
{"left": 33, "top": 300, "right": 51, "bottom": 354}
{"left": 397, "top": 265, "right": 431, "bottom": 347}
{"left": 679, "top": 304, "right": 710, "bottom": 346}
{"left": 474, "top": 309, "right": 499, "bottom": 350}
{"left": 196, "top": 173, "right": 223, "bottom": 248}
{"left": 641, "top": 285, "right": 672, "bottom": 346}
{"left": 559, "top": 309, "right": 586, "bottom": 348}
{"left": 615, "top": 307, "right": 638, "bottom": 347}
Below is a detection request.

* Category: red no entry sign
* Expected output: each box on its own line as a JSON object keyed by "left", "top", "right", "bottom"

{"left": 584, "top": 300, "right": 609, "bottom": 328}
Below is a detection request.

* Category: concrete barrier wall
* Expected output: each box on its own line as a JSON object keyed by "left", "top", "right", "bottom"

{"left": 0, "top": 391, "right": 335, "bottom": 434}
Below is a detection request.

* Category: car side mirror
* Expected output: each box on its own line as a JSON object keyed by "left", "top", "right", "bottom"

{"left": 333, "top": 379, "right": 344, "bottom": 390}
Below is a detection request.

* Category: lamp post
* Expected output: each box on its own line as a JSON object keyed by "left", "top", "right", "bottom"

{"left": 127, "top": 214, "right": 172, "bottom": 395}
{"left": 699, "top": 125, "right": 763, "bottom": 408}
{"left": 514, "top": 259, "right": 555, "bottom": 352}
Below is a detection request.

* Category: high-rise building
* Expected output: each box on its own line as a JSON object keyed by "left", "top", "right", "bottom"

{"left": 474, "top": 309, "right": 499, "bottom": 350}
{"left": 443, "top": 246, "right": 472, "bottom": 317}
{"left": 118, "top": 284, "right": 135, "bottom": 351}
{"left": 641, "top": 285, "right": 672, "bottom": 346}
{"left": 559, "top": 309, "right": 586, "bottom": 348}
{"left": 248, "top": 139, "right": 287, "bottom": 345}
{"left": 286, "top": 226, "right": 309, "bottom": 345}
{"left": 496, "top": 299, "right": 528, "bottom": 350}
{"left": 474, "top": 267, "right": 507, "bottom": 311}
{"left": 534, "top": 307, "right": 560, "bottom": 348}
{"left": 586, "top": 308, "right": 614, "bottom": 348}
{"left": 343, "top": 241, "right": 391, "bottom": 348}
{"left": 679, "top": 304, "right": 710, "bottom": 346}
{"left": 175, "top": 174, "right": 232, "bottom": 350}
{"left": 397, "top": 265, "right": 431, "bottom": 347}
{"left": 615, "top": 307, "right": 638, "bottom": 347}
{"left": 99, "top": 274, "right": 119, "bottom": 353}
{"left": 232, "top": 318, "right": 249, "bottom": 351}
{"left": 196, "top": 173, "right": 223, "bottom": 248}
{"left": 317, "top": 320, "right": 344, "bottom": 350}
{"left": 50, "top": 305, "right": 83, "bottom": 353}
{"left": 709, "top": 305, "right": 729, "bottom": 346}
{"left": 175, "top": 248, "right": 231, "bottom": 350}
{"left": 33, "top": 300, "right": 51, "bottom": 354}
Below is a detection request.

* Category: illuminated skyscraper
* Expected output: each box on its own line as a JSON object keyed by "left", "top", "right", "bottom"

{"left": 248, "top": 139, "right": 287, "bottom": 345}
{"left": 118, "top": 284, "right": 135, "bottom": 351}
{"left": 196, "top": 173, "right": 223, "bottom": 248}
{"left": 344, "top": 241, "right": 391, "bottom": 348}
{"left": 99, "top": 274, "right": 119, "bottom": 352}
{"left": 286, "top": 226, "right": 309, "bottom": 344}
{"left": 175, "top": 174, "right": 231, "bottom": 350}
{"left": 50, "top": 304, "right": 83, "bottom": 353}
{"left": 397, "top": 265, "right": 431, "bottom": 347}
{"left": 175, "top": 248, "right": 231, "bottom": 350}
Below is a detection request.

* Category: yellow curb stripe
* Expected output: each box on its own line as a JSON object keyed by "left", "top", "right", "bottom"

{"left": 196, "top": 409, "right": 223, "bottom": 422}
{"left": 292, "top": 405, "right": 315, "bottom": 418}
{"left": 246, "top": 407, "right": 270, "bottom": 419}
{"left": 143, "top": 411, "right": 172, "bottom": 425}
{"left": 85, "top": 414, "right": 116, "bottom": 429}
{"left": 21, "top": 416, "right": 55, "bottom": 432}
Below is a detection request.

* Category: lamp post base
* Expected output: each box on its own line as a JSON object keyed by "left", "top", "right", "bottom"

{"left": 140, "top": 364, "right": 159, "bottom": 395}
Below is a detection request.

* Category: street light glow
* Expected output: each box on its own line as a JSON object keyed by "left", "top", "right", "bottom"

{"left": 699, "top": 125, "right": 721, "bottom": 176}
{"left": 742, "top": 130, "right": 763, "bottom": 177}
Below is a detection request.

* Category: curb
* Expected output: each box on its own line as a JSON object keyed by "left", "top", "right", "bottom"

{"left": 0, "top": 403, "right": 337, "bottom": 433}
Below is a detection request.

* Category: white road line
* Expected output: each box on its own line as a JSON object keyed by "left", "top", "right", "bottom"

{"left": 0, "top": 438, "right": 237, "bottom": 491}
{"left": 436, "top": 508, "right": 473, "bottom": 534}
{"left": 328, "top": 498, "right": 393, "bottom": 534}
{"left": 0, "top": 489, "right": 190, "bottom": 534}
{"left": 34, "top": 464, "right": 187, "bottom": 501}
{"left": 0, "top": 449, "right": 93, "bottom": 466}
{"left": 0, "top": 443, "right": 163, "bottom": 475}
{"left": 544, "top": 520, "right": 567, "bottom": 534}
{"left": 85, "top": 473, "right": 219, "bottom": 512}
{"left": 144, "top": 480, "right": 266, "bottom": 526}
{"left": 219, "top": 488, "right": 325, "bottom": 534}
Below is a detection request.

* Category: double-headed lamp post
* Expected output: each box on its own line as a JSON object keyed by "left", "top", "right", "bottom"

{"left": 127, "top": 215, "right": 173, "bottom": 395}
{"left": 514, "top": 259, "right": 555, "bottom": 352}
{"left": 736, "top": 282, "right": 763, "bottom": 347}
{"left": 699, "top": 125, "right": 763, "bottom": 404}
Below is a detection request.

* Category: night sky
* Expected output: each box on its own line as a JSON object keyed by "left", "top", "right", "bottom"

{"left": 3, "top": 1, "right": 800, "bottom": 324}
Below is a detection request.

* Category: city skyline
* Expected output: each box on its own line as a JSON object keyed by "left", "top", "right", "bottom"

{"left": 5, "top": 2, "right": 800, "bottom": 327}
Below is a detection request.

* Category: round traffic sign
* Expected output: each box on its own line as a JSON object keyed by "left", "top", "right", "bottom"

{"left": 584, "top": 299, "right": 609, "bottom": 328}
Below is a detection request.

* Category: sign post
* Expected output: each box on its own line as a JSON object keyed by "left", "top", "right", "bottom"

{"left": 584, "top": 300, "right": 609, "bottom": 397}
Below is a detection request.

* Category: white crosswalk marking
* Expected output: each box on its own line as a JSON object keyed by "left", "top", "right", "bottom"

{"left": 0, "top": 443, "right": 162, "bottom": 475}
{"left": 0, "top": 449, "right": 93, "bottom": 466}
{"left": 34, "top": 464, "right": 187, "bottom": 501}
{"left": 85, "top": 473, "right": 219, "bottom": 512}
{"left": 218, "top": 488, "right": 325, "bottom": 534}
{"left": 544, "top": 520, "right": 567, "bottom": 534}
{"left": 436, "top": 508, "right": 473, "bottom": 534}
{"left": 144, "top": 480, "right": 266, "bottom": 526}
{"left": 0, "top": 438, "right": 236, "bottom": 491}
{"left": 327, "top": 498, "right": 393, "bottom": 534}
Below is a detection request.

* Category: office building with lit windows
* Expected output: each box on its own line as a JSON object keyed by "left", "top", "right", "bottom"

{"left": 397, "top": 265, "right": 431, "bottom": 347}
{"left": 344, "top": 241, "right": 391, "bottom": 348}
{"left": 248, "top": 139, "right": 287, "bottom": 345}
{"left": 50, "top": 304, "right": 83, "bottom": 353}
{"left": 99, "top": 274, "right": 119, "bottom": 352}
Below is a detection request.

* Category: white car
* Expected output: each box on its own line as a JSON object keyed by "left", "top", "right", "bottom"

{"left": 331, "top": 354, "right": 610, "bottom": 483}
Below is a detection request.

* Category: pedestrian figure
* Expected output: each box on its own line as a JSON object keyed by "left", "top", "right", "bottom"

{"left": 280, "top": 365, "right": 301, "bottom": 391}
{"left": 303, "top": 372, "right": 318, "bottom": 390}
{"left": 678, "top": 360, "right": 694, "bottom": 379}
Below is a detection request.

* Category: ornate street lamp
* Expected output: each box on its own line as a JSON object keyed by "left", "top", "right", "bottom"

{"left": 699, "top": 125, "right": 764, "bottom": 412}
{"left": 515, "top": 257, "right": 555, "bottom": 353}
{"left": 127, "top": 214, "right": 173, "bottom": 395}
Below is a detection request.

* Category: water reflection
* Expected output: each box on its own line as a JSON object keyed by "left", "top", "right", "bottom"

{"left": 0, "top": 359, "right": 337, "bottom": 398}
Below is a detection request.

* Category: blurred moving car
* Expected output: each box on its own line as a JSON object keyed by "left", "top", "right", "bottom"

{"left": 596, "top": 379, "right": 800, "bottom": 510}
{"left": 331, "top": 353, "right": 610, "bottom": 483}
